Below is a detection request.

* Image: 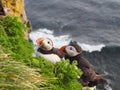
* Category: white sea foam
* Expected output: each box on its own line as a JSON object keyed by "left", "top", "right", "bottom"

{"left": 102, "top": 71, "right": 113, "bottom": 90}
{"left": 104, "top": 84, "right": 113, "bottom": 90}
{"left": 79, "top": 43, "right": 105, "bottom": 53}
{"left": 29, "top": 28, "right": 71, "bottom": 47}
{"left": 29, "top": 28, "right": 105, "bottom": 53}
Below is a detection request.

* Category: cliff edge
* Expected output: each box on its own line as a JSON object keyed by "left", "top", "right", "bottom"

{"left": 0, "top": 0, "right": 31, "bottom": 39}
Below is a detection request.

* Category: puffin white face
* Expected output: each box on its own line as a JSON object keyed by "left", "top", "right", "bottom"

{"left": 40, "top": 38, "right": 53, "bottom": 51}
{"left": 65, "top": 46, "right": 80, "bottom": 57}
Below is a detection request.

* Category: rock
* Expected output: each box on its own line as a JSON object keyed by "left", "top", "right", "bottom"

{"left": 0, "top": 0, "right": 32, "bottom": 39}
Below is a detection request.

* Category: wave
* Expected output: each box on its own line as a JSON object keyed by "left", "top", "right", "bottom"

{"left": 29, "top": 28, "right": 105, "bottom": 52}
{"left": 79, "top": 43, "right": 105, "bottom": 53}
{"left": 29, "top": 28, "right": 71, "bottom": 47}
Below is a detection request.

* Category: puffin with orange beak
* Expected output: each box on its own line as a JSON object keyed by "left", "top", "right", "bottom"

{"left": 35, "top": 37, "right": 63, "bottom": 63}
{"left": 59, "top": 41, "right": 106, "bottom": 87}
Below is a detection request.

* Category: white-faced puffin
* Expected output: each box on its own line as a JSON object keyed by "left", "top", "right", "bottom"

{"left": 59, "top": 41, "right": 106, "bottom": 87}
{"left": 35, "top": 37, "right": 63, "bottom": 63}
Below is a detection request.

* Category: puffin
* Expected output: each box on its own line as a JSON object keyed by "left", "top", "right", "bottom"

{"left": 35, "top": 37, "right": 63, "bottom": 63}
{"left": 59, "top": 41, "right": 106, "bottom": 87}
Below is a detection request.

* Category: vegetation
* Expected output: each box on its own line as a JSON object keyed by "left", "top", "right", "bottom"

{"left": 0, "top": 51, "right": 46, "bottom": 90}
{"left": 0, "top": 16, "right": 83, "bottom": 90}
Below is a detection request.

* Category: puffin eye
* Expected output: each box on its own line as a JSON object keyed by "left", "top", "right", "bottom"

{"left": 39, "top": 42, "right": 42, "bottom": 45}
{"left": 48, "top": 41, "right": 50, "bottom": 44}
{"left": 70, "top": 47, "right": 73, "bottom": 50}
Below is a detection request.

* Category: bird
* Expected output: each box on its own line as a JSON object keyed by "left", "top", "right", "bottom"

{"left": 59, "top": 41, "right": 106, "bottom": 87}
{"left": 35, "top": 37, "right": 63, "bottom": 63}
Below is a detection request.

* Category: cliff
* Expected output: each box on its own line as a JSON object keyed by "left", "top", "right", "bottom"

{"left": 0, "top": 0, "right": 31, "bottom": 39}
{"left": 0, "top": 0, "right": 27, "bottom": 23}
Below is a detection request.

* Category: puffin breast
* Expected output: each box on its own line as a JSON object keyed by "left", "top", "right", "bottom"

{"left": 35, "top": 46, "right": 61, "bottom": 63}
{"left": 36, "top": 51, "right": 61, "bottom": 63}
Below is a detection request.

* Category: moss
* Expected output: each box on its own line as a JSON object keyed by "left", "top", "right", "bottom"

{"left": 0, "top": 16, "right": 33, "bottom": 64}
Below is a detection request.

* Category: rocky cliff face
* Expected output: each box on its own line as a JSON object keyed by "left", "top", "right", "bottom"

{"left": 0, "top": 0, "right": 32, "bottom": 39}
{"left": 0, "top": 0, "right": 27, "bottom": 24}
{"left": 0, "top": 0, "right": 5, "bottom": 15}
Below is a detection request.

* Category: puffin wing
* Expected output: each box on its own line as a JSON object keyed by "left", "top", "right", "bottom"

{"left": 78, "top": 57, "right": 94, "bottom": 69}
{"left": 78, "top": 57, "right": 99, "bottom": 81}
{"left": 52, "top": 48, "right": 64, "bottom": 58}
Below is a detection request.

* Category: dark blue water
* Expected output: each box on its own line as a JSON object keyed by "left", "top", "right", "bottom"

{"left": 25, "top": 0, "right": 120, "bottom": 89}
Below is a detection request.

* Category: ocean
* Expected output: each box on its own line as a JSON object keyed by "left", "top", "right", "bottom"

{"left": 25, "top": 0, "right": 120, "bottom": 90}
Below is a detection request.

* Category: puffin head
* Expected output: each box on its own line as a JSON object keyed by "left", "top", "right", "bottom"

{"left": 59, "top": 41, "right": 83, "bottom": 57}
{"left": 36, "top": 37, "right": 53, "bottom": 51}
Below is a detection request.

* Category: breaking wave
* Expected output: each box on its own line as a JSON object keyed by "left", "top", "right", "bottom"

{"left": 29, "top": 28, "right": 105, "bottom": 53}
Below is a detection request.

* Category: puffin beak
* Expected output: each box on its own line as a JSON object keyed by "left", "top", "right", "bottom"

{"left": 39, "top": 41, "right": 44, "bottom": 46}
{"left": 36, "top": 37, "right": 44, "bottom": 45}
{"left": 59, "top": 45, "right": 67, "bottom": 53}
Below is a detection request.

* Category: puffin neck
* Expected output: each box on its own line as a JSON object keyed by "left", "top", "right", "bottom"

{"left": 37, "top": 47, "right": 53, "bottom": 54}
{"left": 65, "top": 54, "right": 79, "bottom": 62}
{"left": 73, "top": 54, "right": 82, "bottom": 59}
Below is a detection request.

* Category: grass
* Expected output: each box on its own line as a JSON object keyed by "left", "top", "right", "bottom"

{"left": 0, "top": 45, "right": 47, "bottom": 90}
